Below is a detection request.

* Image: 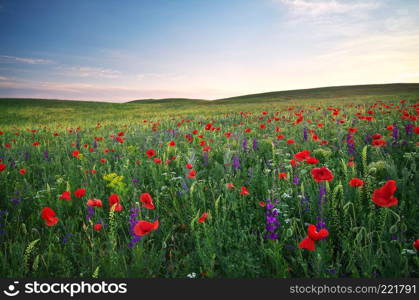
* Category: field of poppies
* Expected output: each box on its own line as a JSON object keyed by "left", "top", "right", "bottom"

{"left": 0, "top": 89, "right": 418, "bottom": 278}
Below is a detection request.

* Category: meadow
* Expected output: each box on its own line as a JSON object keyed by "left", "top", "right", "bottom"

{"left": 0, "top": 84, "right": 418, "bottom": 278}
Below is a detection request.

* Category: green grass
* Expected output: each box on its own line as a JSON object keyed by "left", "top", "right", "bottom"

{"left": 0, "top": 83, "right": 418, "bottom": 278}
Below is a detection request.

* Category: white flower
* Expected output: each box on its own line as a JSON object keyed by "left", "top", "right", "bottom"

{"left": 187, "top": 272, "right": 197, "bottom": 278}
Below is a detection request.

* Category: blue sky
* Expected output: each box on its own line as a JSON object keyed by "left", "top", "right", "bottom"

{"left": 0, "top": 0, "right": 418, "bottom": 102}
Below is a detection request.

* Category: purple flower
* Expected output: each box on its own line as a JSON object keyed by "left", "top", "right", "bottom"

{"left": 264, "top": 199, "right": 280, "bottom": 240}
{"left": 392, "top": 124, "right": 398, "bottom": 145}
{"left": 292, "top": 175, "right": 299, "bottom": 185}
{"left": 252, "top": 138, "right": 258, "bottom": 151}
{"left": 405, "top": 123, "right": 414, "bottom": 136}
{"left": 86, "top": 206, "right": 95, "bottom": 220}
{"left": 128, "top": 208, "right": 142, "bottom": 248}
{"left": 303, "top": 127, "right": 308, "bottom": 142}
{"left": 44, "top": 151, "right": 50, "bottom": 161}
{"left": 300, "top": 195, "right": 310, "bottom": 213}
{"left": 346, "top": 134, "right": 355, "bottom": 155}
{"left": 93, "top": 140, "right": 98, "bottom": 149}
{"left": 232, "top": 155, "right": 240, "bottom": 170}
{"left": 202, "top": 152, "right": 209, "bottom": 166}
{"left": 242, "top": 138, "right": 248, "bottom": 151}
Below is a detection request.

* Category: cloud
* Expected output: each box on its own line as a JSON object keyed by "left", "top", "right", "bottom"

{"left": 0, "top": 76, "right": 8, "bottom": 80}
{"left": 277, "top": 0, "right": 379, "bottom": 16}
{"left": 0, "top": 55, "right": 54, "bottom": 64}
{"left": 56, "top": 65, "right": 122, "bottom": 79}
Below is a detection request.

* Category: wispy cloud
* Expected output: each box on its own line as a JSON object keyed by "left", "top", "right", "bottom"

{"left": 0, "top": 76, "right": 8, "bottom": 80}
{"left": 56, "top": 65, "right": 122, "bottom": 79}
{"left": 0, "top": 55, "right": 54, "bottom": 64}
{"left": 277, "top": 0, "right": 379, "bottom": 16}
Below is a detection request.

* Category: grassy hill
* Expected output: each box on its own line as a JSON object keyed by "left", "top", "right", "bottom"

{"left": 213, "top": 83, "right": 419, "bottom": 104}
{"left": 1, "top": 83, "right": 418, "bottom": 127}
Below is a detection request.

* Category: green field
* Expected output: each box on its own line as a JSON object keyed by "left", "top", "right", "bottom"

{"left": 0, "top": 83, "right": 418, "bottom": 278}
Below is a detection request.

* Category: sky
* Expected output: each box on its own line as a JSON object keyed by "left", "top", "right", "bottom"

{"left": 0, "top": 0, "right": 418, "bottom": 102}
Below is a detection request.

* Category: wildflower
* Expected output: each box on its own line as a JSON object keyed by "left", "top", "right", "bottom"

{"left": 59, "top": 191, "right": 71, "bottom": 201}
{"left": 305, "top": 157, "right": 319, "bottom": 164}
{"left": 311, "top": 167, "right": 334, "bottom": 182}
{"left": 240, "top": 186, "right": 249, "bottom": 195}
{"left": 146, "top": 149, "right": 156, "bottom": 158}
{"left": 169, "top": 140, "right": 176, "bottom": 146}
{"left": 74, "top": 188, "right": 86, "bottom": 198}
{"left": 298, "top": 224, "right": 329, "bottom": 251}
{"left": 265, "top": 199, "right": 280, "bottom": 240}
{"left": 294, "top": 150, "right": 310, "bottom": 161}
{"left": 19, "top": 168, "right": 26, "bottom": 175}
{"left": 371, "top": 139, "right": 387, "bottom": 147}
{"left": 372, "top": 180, "right": 398, "bottom": 207}
{"left": 349, "top": 178, "right": 364, "bottom": 187}
{"left": 232, "top": 155, "right": 240, "bottom": 170}
{"left": 0, "top": 164, "right": 7, "bottom": 172}
{"left": 198, "top": 212, "right": 209, "bottom": 223}
{"left": 139, "top": 193, "right": 155, "bottom": 210}
{"left": 278, "top": 172, "right": 287, "bottom": 179}
{"left": 226, "top": 183, "right": 234, "bottom": 189}
{"left": 414, "top": 239, "right": 419, "bottom": 251}
{"left": 259, "top": 201, "right": 266, "bottom": 207}
{"left": 186, "top": 163, "right": 193, "bottom": 169}
{"left": 133, "top": 220, "right": 159, "bottom": 236}
{"left": 41, "top": 207, "right": 59, "bottom": 226}
{"left": 109, "top": 194, "right": 123, "bottom": 211}
{"left": 87, "top": 199, "right": 103, "bottom": 207}
{"left": 187, "top": 170, "right": 197, "bottom": 179}
{"left": 153, "top": 158, "right": 162, "bottom": 164}
{"left": 93, "top": 224, "right": 102, "bottom": 231}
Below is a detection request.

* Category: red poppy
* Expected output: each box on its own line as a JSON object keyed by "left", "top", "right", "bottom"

{"left": 186, "top": 163, "right": 193, "bottom": 169}
{"left": 349, "top": 178, "right": 364, "bottom": 187}
{"left": 276, "top": 134, "right": 284, "bottom": 140}
{"left": 198, "top": 212, "right": 209, "bottom": 223}
{"left": 71, "top": 150, "right": 80, "bottom": 158}
{"left": 93, "top": 224, "right": 102, "bottom": 231}
{"left": 41, "top": 207, "right": 59, "bottom": 226}
{"left": 153, "top": 158, "right": 162, "bottom": 164}
{"left": 109, "top": 194, "right": 123, "bottom": 211}
{"left": 305, "top": 157, "right": 319, "bottom": 165}
{"left": 371, "top": 139, "right": 387, "bottom": 147}
{"left": 133, "top": 220, "right": 159, "bottom": 236}
{"left": 226, "top": 183, "right": 234, "bottom": 189}
{"left": 32, "top": 141, "right": 40, "bottom": 146}
{"left": 294, "top": 150, "right": 310, "bottom": 161}
{"left": 259, "top": 201, "right": 266, "bottom": 207}
{"left": 298, "top": 224, "right": 329, "bottom": 251}
{"left": 240, "top": 186, "right": 249, "bottom": 195}
{"left": 414, "top": 239, "right": 419, "bottom": 251}
{"left": 372, "top": 133, "right": 382, "bottom": 140}
{"left": 87, "top": 199, "right": 103, "bottom": 207}
{"left": 290, "top": 159, "right": 299, "bottom": 167}
{"left": 146, "top": 149, "right": 156, "bottom": 158}
{"left": 74, "top": 188, "right": 86, "bottom": 198}
{"left": 286, "top": 139, "right": 295, "bottom": 144}
{"left": 311, "top": 167, "right": 334, "bottom": 182}
{"left": 245, "top": 128, "right": 251, "bottom": 133}
{"left": 59, "top": 191, "right": 71, "bottom": 201}
{"left": 168, "top": 140, "right": 176, "bottom": 146}
{"left": 278, "top": 172, "right": 287, "bottom": 179}
{"left": 19, "top": 168, "right": 26, "bottom": 175}
{"left": 100, "top": 158, "right": 106, "bottom": 163}
{"left": 140, "top": 193, "right": 155, "bottom": 210}
{"left": 188, "top": 170, "right": 197, "bottom": 179}
{"left": 371, "top": 180, "right": 398, "bottom": 207}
